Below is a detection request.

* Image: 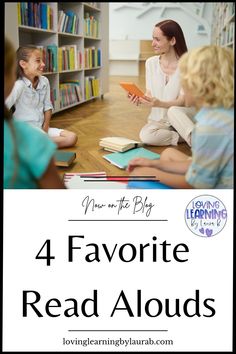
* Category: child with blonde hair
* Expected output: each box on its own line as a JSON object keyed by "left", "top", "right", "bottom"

{"left": 4, "top": 37, "right": 65, "bottom": 188}
{"left": 128, "top": 45, "right": 234, "bottom": 189}
{"left": 5, "top": 45, "right": 77, "bottom": 148}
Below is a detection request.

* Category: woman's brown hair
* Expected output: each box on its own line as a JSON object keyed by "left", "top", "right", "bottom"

{"left": 155, "top": 19, "right": 188, "bottom": 58}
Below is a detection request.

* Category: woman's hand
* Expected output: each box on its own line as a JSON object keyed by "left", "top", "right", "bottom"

{"left": 127, "top": 92, "right": 164, "bottom": 108}
{"left": 127, "top": 157, "right": 157, "bottom": 172}
{"left": 139, "top": 96, "right": 163, "bottom": 107}
{"left": 128, "top": 93, "right": 140, "bottom": 106}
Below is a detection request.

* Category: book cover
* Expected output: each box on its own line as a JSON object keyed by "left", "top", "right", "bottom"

{"left": 17, "top": 2, "right": 21, "bottom": 25}
{"left": 54, "top": 151, "right": 76, "bottom": 167}
{"left": 65, "top": 10, "right": 75, "bottom": 33}
{"left": 103, "top": 147, "right": 160, "bottom": 169}
{"left": 40, "top": 3, "right": 47, "bottom": 30}
{"left": 120, "top": 82, "right": 145, "bottom": 97}
{"left": 47, "top": 45, "right": 58, "bottom": 72}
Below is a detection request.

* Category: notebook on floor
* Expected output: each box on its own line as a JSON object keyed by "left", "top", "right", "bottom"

{"left": 103, "top": 147, "right": 160, "bottom": 169}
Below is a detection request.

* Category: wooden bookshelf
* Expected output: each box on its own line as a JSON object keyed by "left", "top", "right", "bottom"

{"left": 211, "top": 3, "right": 235, "bottom": 50}
{"left": 139, "top": 40, "right": 153, "bottom": 77}
{"left": 4, "top": 2, "right": 109, "bottom": 114}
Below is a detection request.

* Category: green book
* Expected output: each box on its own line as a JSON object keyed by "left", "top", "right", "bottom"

{"left": 103, "top": 147, "right": 160, "bottom": 169}
{"left": 54, "top": 151, "right": 76, "bottom": 167}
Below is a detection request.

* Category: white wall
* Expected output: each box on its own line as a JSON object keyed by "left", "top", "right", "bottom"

{"left": 109, "top": 2, "right": 213, "bottom": 49}
{"left": 109, "top": 39, "right": 140, "bottom": 76}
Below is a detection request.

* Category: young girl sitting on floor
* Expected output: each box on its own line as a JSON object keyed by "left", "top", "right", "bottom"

{"left": 4, "top": 37, "right": 65, "bottom": 189}
{"left": 5, "top": 45, "right": 77, "bottom": 148}
{"left": 128, "top": 45, "right": 234, "bottom": 189}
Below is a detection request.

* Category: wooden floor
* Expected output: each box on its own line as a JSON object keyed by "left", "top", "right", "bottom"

{"left": 51, "top": 76, "right": 191, "bottom": 176}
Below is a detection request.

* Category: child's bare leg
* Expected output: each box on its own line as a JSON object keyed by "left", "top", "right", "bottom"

{"left": 52, "top": 130, "right": 78, "bottom": 148}
{"left": 160, "top": 147, "right": 190, "bottom": 162}
{"left": 129, "top": 166, "right": 159, "bottom": 179}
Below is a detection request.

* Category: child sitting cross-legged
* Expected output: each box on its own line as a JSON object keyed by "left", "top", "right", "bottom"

{"left": 127, "top": 45, "right": 234, "bottom": 189}
{"left": 5, "top": 45, "right": 77, "bottom": 148}
{"left": 4, "top": 37, "right": 65, "bottom": 189}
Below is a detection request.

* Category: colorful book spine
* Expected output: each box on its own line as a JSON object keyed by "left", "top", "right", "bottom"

{"left": 17, "top": 2, "right": 21, "bottom": 25}
{"left": 59, "top": 81, "right": 83, "bottom": 108}
{"left": 84, "top": 12, "right": 99, "bottom": 37}
{"left": 50, "top": 87, "right": 57, "bottom": 109}
{"left": 84, "top": 47, "right": 101, "bottom": 68}
{"left": 36, "top": 45, "right": 57, "bottom": 73}
{"left": 40, "top": 3, "right": 47, "bottom": 29}
{"left": 58, "top": 45, "right": 81, "bottom": 71}
{"left": 46, "top": 45, "right": 58, "bottom": 72}
{"left": 84, "top": 76, "right": 100, "bottom": 99}
{"left": 57, "top": 9, "right": 79, "bottom": 34}
{"left": 18, "top": 3, "right": 54, "bottom": 30}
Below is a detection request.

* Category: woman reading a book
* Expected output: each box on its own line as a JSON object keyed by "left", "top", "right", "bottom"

{"left": 128, "top": 19, "right": 196, "bottom": 147}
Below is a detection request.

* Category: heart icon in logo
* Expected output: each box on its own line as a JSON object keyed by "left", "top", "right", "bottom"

{"left": 206, "top": 228, "right": 213, "bottom": 237}
{"left": 199, "top": 227, "right": 205, "bottom": 235}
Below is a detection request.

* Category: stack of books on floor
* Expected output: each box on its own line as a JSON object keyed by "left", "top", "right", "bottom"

{"left": 99, "top": 136, "right": 143, "bottom": 152}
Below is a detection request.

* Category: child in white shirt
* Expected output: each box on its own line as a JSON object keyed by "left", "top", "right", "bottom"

{"left": 6, "top": 45, "right": 77, "bottom": 148}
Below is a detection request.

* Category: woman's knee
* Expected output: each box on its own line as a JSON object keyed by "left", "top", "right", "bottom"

{"left": 139, "top": 126, "right": 152, "bottom": 144}
{"left": 167, "top": 106, "right": 197, "bottom": 125}
{"left": 140, "top": 126, "right": 179, "bottom": 146}
{"left": 139, "top": 124, "right": 166, "bottom": 145}
{"left": 167, "top": 106, "right": 181, "bottom": 124}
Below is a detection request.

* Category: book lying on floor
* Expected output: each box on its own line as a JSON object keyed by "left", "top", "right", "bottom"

{"left": 99, "top": 136, "right": 143, "bottom": 152}
{"left": 103, "top": 147, "right": 160, "bottom": 169}
{"left": 54, "top": 151, "right": 76, "bottom": 167}
{"left": 63, "top": 172, "right": 127, "bottom": 189}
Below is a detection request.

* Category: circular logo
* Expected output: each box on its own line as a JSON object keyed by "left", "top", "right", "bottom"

{"left": 185, "top": 195, "right": 227, "bottom": 237}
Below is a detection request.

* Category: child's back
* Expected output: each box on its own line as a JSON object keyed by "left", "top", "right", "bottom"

{"left": 186, "top": 106, "right": 234, "bottom": 189}
{"left": 4, "top": 119, "right": 57, "bottom": 188}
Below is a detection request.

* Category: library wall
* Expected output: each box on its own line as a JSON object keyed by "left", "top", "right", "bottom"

{"left": 109, "top": 3, "right": 213, "bottom": 76}
{"left": 211, "top": 3, "right": 235, "bottom": 50}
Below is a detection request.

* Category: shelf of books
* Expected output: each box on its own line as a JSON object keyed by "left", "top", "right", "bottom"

{"left": 211, "top": 3, "right": 235, "bottom": 50}
{"left": 5, "top": 2, "right": 109, "bottom": 114}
